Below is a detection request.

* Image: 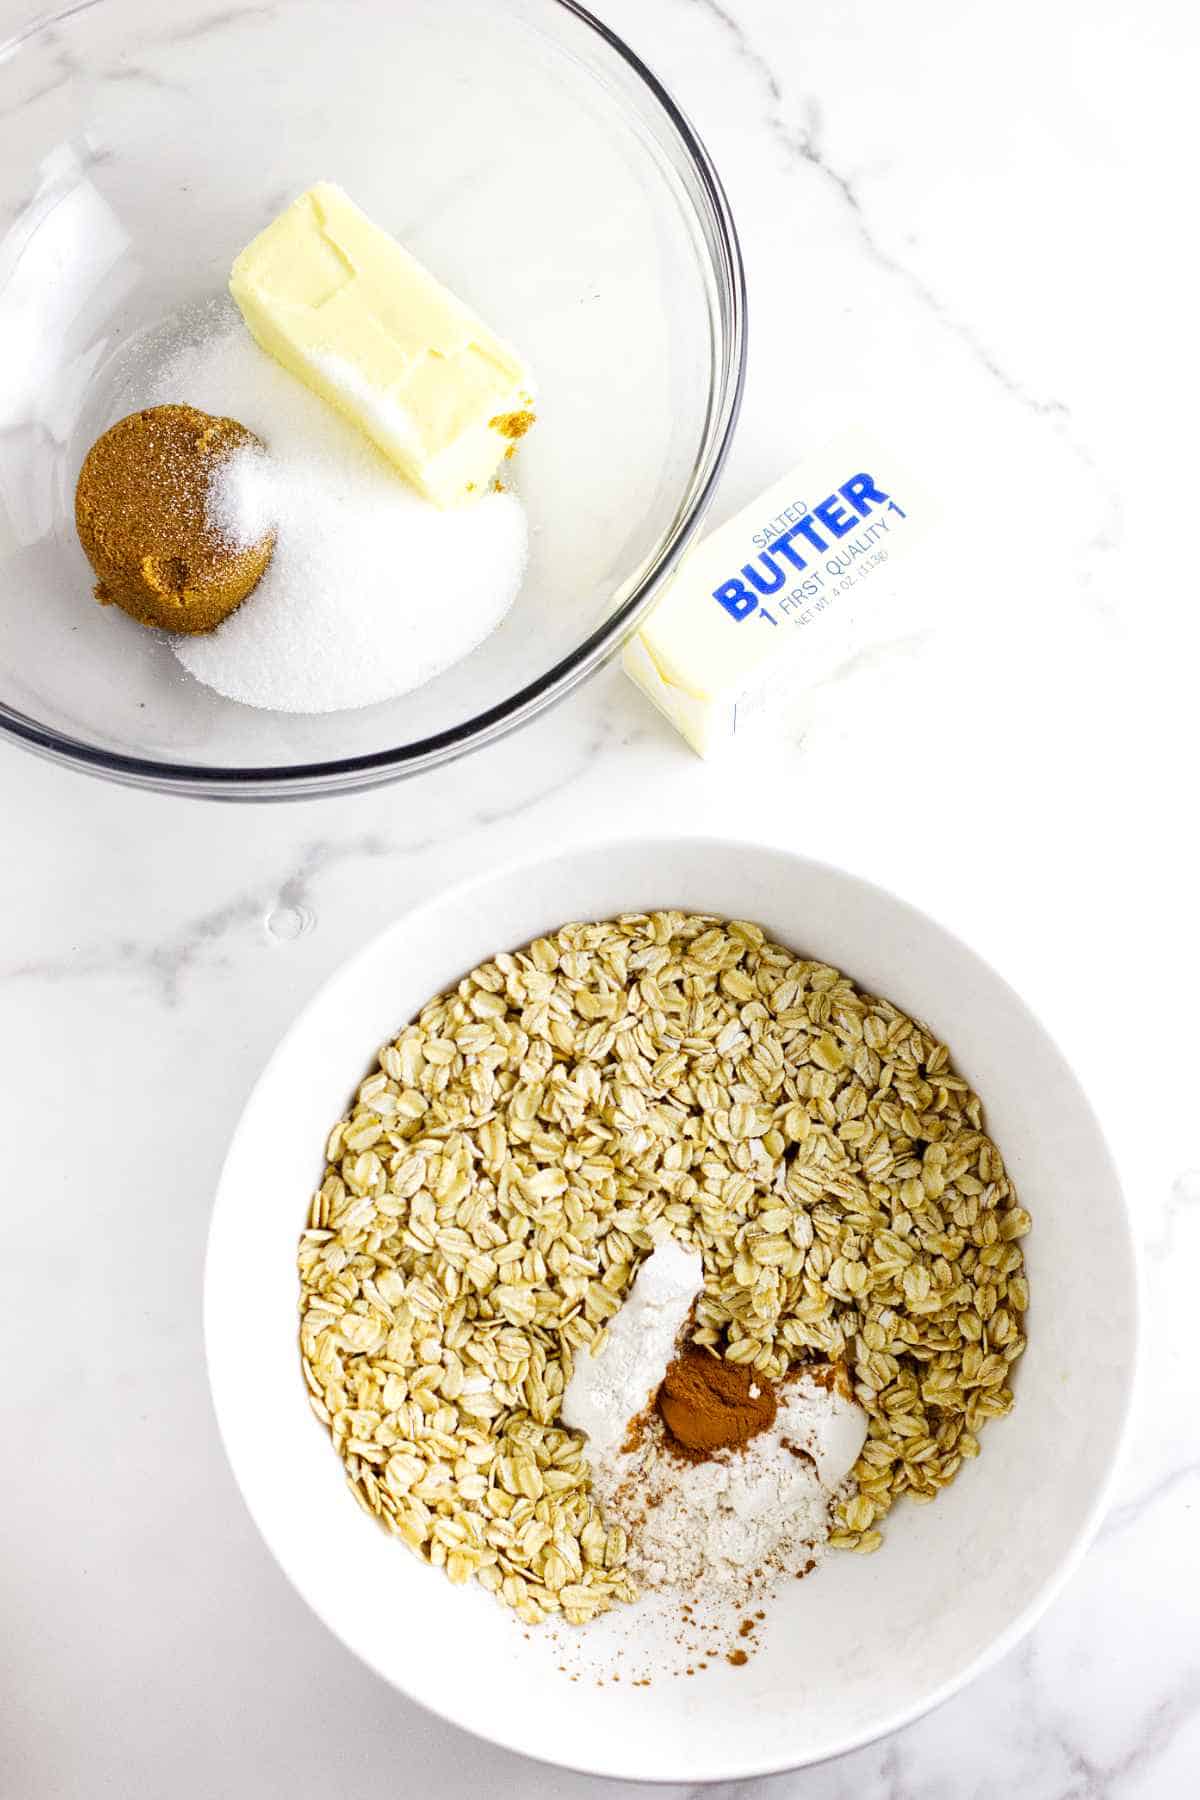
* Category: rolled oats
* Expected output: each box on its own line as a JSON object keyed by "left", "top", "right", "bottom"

{"left": 298, "top": 913, "right": 1027, "bottom": 1619}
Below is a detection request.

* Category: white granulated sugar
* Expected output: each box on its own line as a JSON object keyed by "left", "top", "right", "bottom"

{"left": 140, "top": 315, "right": 527, "bottom": 713}
{"left": 591, "top": 1375, "right": 868, "bottom": 1595}
{"left": 204, "top": 443, "right": 270, "bottom": 552}
{"left": 561, "top": 1239, "right": 703, "bottom": 1460}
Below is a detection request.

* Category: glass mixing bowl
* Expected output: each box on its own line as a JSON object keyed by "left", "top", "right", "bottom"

{"left": 0, "top": 0, "right": 744, "bottom": 798}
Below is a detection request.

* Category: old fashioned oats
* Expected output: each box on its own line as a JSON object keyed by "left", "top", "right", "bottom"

{"left": 297, "top": 913, "right": 1028, "bottom": 1623}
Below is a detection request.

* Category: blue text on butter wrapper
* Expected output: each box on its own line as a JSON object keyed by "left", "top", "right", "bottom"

{"left": 713, "top": 473, "right": 893, "bottom": 620}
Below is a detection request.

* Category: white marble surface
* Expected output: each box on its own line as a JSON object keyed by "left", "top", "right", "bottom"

{"left": 2, "top": 0, "right": 1197, "bottom": 1794}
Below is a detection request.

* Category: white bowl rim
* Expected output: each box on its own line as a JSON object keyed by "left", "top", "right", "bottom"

{"left": 203, "top": 831, "right": 1141, "bottom": 1782}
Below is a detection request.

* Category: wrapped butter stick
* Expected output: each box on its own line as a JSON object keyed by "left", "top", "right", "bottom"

{"left": 623, "top": 433, "right": 933, "bottom": 755}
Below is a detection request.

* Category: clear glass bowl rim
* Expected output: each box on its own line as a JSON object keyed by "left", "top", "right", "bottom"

{"left": 0, "top": 0, "right": 746, "bottom": 799}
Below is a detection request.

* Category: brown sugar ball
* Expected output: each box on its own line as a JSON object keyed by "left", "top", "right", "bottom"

{"left": 74, "top": 404, "right": 275, "bottom": 634}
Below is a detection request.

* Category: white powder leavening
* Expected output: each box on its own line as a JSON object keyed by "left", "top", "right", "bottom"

{"left": 560, "top": 1240, "right": 703, "bottom": 1459}
{"left": 136, "top": 310, "right": 528, "bottom": 714}
{"left": 591, "top": 1374, "right": 868, "bottom": 1597}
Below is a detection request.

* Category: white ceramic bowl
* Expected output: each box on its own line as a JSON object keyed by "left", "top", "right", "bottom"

{"left": 205, "top": 837, "right": 1138, "bottom": 1782}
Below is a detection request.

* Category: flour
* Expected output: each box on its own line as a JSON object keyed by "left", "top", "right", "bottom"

{"left": 560, "top": 1239, "right": 703, "bottom": 1459}
{"left": 591, "top": 1375, "right": 868, "bottom": 1595}
{"left": 560, "top": 1234, "right": 869, "bottom": 1601}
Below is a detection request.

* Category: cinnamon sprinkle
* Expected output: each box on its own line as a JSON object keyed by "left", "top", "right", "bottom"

{"left": 656, "top": 1343, "right": 777, "bottom": 1459}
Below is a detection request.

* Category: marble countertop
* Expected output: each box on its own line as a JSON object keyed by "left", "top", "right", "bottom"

{"left": 3, "top": 0, "right": 1197, "bottom": 1794}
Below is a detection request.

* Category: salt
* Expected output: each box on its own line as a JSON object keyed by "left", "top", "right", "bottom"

{"left": 136, "top": 311, "right": 528, "bottom": 714}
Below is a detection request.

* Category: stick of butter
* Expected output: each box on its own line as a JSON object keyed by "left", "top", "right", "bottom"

{"left": 229, "top": 182, "right": 535, "bottom": 507}
{"left": 623, "top": 433, "right": 932, "bottom": 755}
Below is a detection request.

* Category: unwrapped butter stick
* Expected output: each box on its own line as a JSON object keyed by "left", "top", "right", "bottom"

{"left": 230, "top": 183, "right": 535, "bottom": 507}
{"left": 624, "top": 434, "right": 932, "bottom": 755}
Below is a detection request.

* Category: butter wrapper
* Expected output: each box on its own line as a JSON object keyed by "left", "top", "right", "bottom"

{"left": 623, "top": 433, "right": 935, "bottom": 756}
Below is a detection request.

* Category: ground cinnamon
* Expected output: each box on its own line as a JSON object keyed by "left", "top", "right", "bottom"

{"left": 656, "top": 1342, "right": 777, "bottom": 1458}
